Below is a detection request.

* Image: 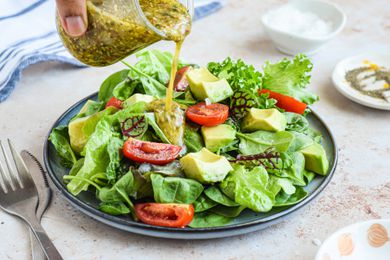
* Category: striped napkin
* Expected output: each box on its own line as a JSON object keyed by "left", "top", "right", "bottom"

{"left": 0, "top": 0, "right": 225, "bottom": 102}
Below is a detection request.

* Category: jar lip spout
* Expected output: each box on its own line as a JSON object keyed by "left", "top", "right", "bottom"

{"left": 135, "top": 0, "right": 194, "bottom": 39}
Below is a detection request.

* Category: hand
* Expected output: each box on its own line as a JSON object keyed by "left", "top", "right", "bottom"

{"left": 56, "top": 0, "right": 87, "bottom": 37}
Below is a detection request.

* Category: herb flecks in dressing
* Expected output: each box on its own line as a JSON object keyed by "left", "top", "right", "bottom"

{"left": 149, "top": 99, "right": 185, "bottom": 146}
{"left": 345, "top": 63, "right": 390, "bottom": 100}
{"left": 58, "top": 0, "right": 191, "bottom": 66}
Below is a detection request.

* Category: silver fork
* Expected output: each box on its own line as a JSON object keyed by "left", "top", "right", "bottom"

{"left": 0, "top": 140, "right": 63, "bottom": 260}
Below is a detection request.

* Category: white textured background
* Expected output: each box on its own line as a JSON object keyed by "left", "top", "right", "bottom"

{"left": 0, "top": 0, "right": 389, "bottom": 259}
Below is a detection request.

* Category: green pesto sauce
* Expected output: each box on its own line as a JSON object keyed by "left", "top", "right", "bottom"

{"left": 58, "top": 0, "right": 191, "bottom": 66}
{"left": 345, "top": 66, "right": 390, "bottom": 99}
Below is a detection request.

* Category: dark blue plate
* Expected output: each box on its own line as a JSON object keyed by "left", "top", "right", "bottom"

{"left": 44, "top": 92, "right": 338, "bottom": 239}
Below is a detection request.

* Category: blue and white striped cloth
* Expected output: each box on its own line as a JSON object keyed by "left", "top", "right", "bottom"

{"left": 0, "top": 0, "right": 225, "bottom": 102}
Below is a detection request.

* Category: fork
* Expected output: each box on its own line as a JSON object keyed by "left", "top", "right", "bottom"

{"left": 0, "top": 140, "right": 63, "bottom": 260}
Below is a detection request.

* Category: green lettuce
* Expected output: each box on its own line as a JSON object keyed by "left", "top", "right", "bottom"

{"left": 189, "top": 212, "right": 232, "bottom": 228}
{"left": 220, "top": 165, "right": 275, "bottom": 212}
{"left": 49, "top": 126, "right": 77, "bottom": 168}
{"left": 150, "top": 174, "right": 203, "bottom": 204}
{"left": 262, "top": 54, "right": 318, "bottom": 104}
{"left": 98, "top": 69, "right": 130, "bottom": 102}
{"left": 237, "top": 130, "right": 295, "bottom": 155}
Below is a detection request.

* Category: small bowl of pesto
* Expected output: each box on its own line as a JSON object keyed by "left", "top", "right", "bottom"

{"left": 332, "top": 52, "right": 390, "bottom": 110}
{"left": 261, "top": 0, "right": 346, "bottom": 55}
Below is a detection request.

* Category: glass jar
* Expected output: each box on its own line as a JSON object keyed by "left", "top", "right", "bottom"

{"left": 57, "top": 0, "right": 193, "bottom": 67}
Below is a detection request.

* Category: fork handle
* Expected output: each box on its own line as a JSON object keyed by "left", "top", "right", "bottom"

{"left": 25, "top": 218, "right": 63, "bottom": 260}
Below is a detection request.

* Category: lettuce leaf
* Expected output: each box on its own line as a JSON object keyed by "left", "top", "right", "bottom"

{"left": 220, "top": 165, "right": 275, "bottom": 212}
{"left": 262, "top": 54, "right": 319, "bottom": 105}
{"left": 49, "top": 126, "right": 77, "bottom": 168}
{"left": 150, "top": 174, "right": 203, "bottom": 204}
{"left": 237, "top": 130, "right": 295, "bottom": 155}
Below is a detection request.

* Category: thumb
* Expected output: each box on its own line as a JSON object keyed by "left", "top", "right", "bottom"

{"left": 56, "top": 0, "right": 87, "bottom": 37}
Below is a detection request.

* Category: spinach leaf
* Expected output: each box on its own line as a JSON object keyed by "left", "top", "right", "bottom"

{"left": 99, "top": 202, "right": 130, "bottom": 215}
{"left": 237, "top": 131, "right": 294, "bottom": 155}
{"left": 138, "top": 161, "right": 183, "bottom": 177}
{"left": 184, "top": 124, "right": 204, "bottom": 152}
{"left": 106, "top": 137, "right": 124, "bottom": 183}
{"left": 269, "top": 152, "right": 306, "bottom": 186}
{"left": 285, "top": 112, "right": 309, "bottom": 133}
{"left": 112, "top": 78, "right": 137, "bottom": 100}
{"left": 193, "top": 194, "right": 218, "bottom": 213}
{"left": 189, "top": 212, "right": 232, "bottom": 228}
{"left": 49, "top": 126, "right": 77, "bottom": 168}
{"left": 144, "top": 113, "right": 170, "bottom": 143}
{"left": 98, "top": 69, "right": 130, "bottom": 102}
{"left": 210, "top": 205, "right": 246, "bottom": 218}
{"left": 287, "top": 131, "right": 314, "bottom": 152}
{"left": 123, "top": 61, "right": 167, "bottom": 98}
{"left": 150, "top": 174, "right": 203, "bottom": 204}
{"left": 204, "top": 186, "right": 239, "bottom": 207}
{"left": 97, "top": 170, "right": 136, "bottom": 217}
{"left": 262, "top": 54, "right": 318, "bottom": 105}
{"left": 275, "top": 187, "right": 307, "bottom": 207}
{"left": 220, "top": 165, "right": 275, "bottom": 212}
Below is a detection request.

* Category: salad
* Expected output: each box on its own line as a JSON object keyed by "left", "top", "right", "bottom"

{"left": 49, "top": 50, "right": 329, "bottom": 228}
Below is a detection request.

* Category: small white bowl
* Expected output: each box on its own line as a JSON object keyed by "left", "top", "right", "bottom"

{"left": 316, "top": 219, "right": 390, "bottom": 260}
{"left": 261, "top": 0, "right": 346, "bottom": 55}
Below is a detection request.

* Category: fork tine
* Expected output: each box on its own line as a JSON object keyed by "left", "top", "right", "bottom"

{"left": 0, "top": 140, "right": 16, "bottom": 191}
{"left": 0, "top": 158, "right": 9, "bottom": 194}
{"left": 7, "top": 139, "right": 26, "bottom": 189}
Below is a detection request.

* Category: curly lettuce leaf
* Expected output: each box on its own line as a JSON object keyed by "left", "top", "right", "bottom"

{"left": 208, "top": 57, "right": 262, "bottom": 93}
{"left": 263, "top": 54, "right": 318, "bottom": 104}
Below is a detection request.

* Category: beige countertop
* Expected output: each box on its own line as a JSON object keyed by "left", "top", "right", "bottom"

{"left": 0, "top": 0, "right": 389, "bottom": 259}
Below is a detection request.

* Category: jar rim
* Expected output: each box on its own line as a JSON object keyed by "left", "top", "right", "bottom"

{"left": 134, "top": 0, "right": 194, "bottom": 39}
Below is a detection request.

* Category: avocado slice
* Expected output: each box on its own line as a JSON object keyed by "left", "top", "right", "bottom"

{"left": 180, "top": 148, "right": 233, "bottom": 184}
{"left": 122, "top": 93, "right": 155, "bottom": 108}
{"left": 300, "top": 143, "right": 329, "bottom": 175}
{"left": 241, "top": 108, "right": 286, "bottom": 132}
{"left": 201, "top": 124, "right": 236, "bottom": 152}
{"left": 79, "top": 100, "right": 98, "bottom": 114}
{"left": 69, "top": 107, "right": 116, "bottom": 154}
{"left": 187, "top": 68, "right": 233, "bottom": 102}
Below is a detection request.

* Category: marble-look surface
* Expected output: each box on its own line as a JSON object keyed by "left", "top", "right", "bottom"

{"left": 0, "top": 0, "right": 389, "bottom": 259}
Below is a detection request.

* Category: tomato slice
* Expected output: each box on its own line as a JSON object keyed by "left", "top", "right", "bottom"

{"left": 174, "top": 66, "right": 192, "bottom": 92}
{"left": 135, "top": 203, "right": 194, "bottom": 228}
{"left": 259, "top": 89, "right": 307, "bottom": 114}
{"left": 186, "top": 102, "right": 229, "bottom": 126}
{"left": 105, "top": 97, "right": 123, "bottom": 109}
{"left": 123, "top": 138, "right": 181, "bottom": 165}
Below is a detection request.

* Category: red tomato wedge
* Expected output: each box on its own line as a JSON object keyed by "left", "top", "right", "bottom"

{"left": 259, "top": 89, "right": 307, "bottom": 114}
{"left": 174, "top": 66, "right": 192, "bottom": 92}
{"left": 105, "top": 97, "right": 123, "bottom": 109}
{"left": 186, "top": 102, "right": 229, "bottom": 126}
{"left": 135, "top": 203, "right": 194, "bottom": 228}
{"left": 123, "top": 138, "right": 181, "bottom": 165}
